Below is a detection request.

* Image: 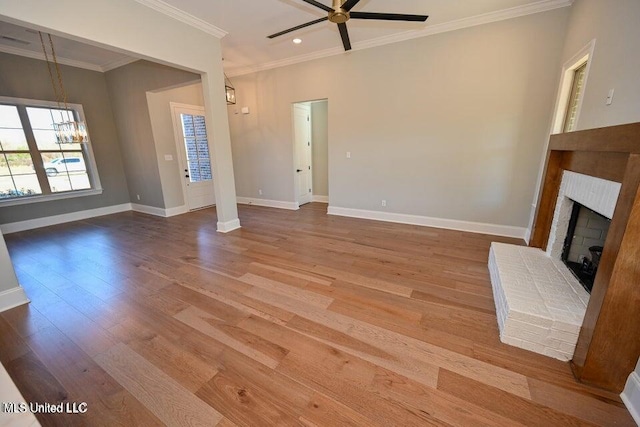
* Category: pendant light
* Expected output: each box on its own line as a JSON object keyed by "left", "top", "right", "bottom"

{"left": 39, "top": 32, "right": 88, "bottom": 144}
{"left": 224, "top": 73, "right": 236, "bottom": 105}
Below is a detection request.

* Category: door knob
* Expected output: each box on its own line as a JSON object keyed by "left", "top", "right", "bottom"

{"left": 296, "top": 169, "right": 303, "bottom": 172}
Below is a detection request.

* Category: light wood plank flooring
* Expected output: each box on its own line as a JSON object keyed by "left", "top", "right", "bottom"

{"left": 1, "top": 203, "right": 634, "bottom": 426}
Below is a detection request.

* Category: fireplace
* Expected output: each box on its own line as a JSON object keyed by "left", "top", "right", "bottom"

{"left": 486, "top": 122, "right": 640, "bottom": 392}
{"left": 488, "top": 170, "right": 620, "bottom": 361}
{"left": 526, "top": 122, "right": 640, "bottom": 393}
{"left": 561, "top": 202, "right": 611, "bottom": 293}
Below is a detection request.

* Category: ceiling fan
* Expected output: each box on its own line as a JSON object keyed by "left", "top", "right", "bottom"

{"left": 268, "top": 0, "right": 429, "bottom": 51}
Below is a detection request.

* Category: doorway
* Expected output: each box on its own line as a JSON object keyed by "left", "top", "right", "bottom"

{"left": 293, "top": 103, "right": 312, "bottom": 206}
{"left": 171, "top": 103, "right": 216, "bottom": 210}
{"left": 293, "top": 100, "right": 328, "bottom": 207}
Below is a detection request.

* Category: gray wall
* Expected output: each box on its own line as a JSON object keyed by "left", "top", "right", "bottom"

{"left": 147, "top": 82, "right": 204, "bottom": 209}
{"left": 561, "top": 0, "right": 640, "bottom": 130}
{"left": 105, "top": 61, "right": 200, "bottom": 209}
{"left": 0, "top": 52, "right": 130, "bottom": 224}
{"left": 228, "top": 9, "right": 569, "bottom": 227}
{"left": 311, "top": 101, "right": 328, "bottom": 197}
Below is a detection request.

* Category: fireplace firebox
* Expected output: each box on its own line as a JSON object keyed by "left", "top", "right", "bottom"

{"left": 560, "top": 202, "right": 611, "bottom": 293}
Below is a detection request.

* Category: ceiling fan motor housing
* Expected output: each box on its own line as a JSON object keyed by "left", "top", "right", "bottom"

{"left": 329, "top": 0, "right": 350, "bottom": 23}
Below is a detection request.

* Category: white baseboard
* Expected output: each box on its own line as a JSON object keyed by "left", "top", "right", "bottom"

{"left": 0, "top": 203, "right": 132, "bottom": 234}
{"left": 165, "top": 205, "right": 190, "bottom": 217}
{"left": 0, "top": 202, "right": 192, "bottom": 234}
{"left": 524, "top": 228, "right": 532, "bottom": 245}
{"left": 217, "top": 218, "right": 241, "bottom": 233}
{"left": 130, "top": 203, "right": 189, "bottom": 218}
{"left": 237, "top": 197, "right": 299, "bottom": 210}
{"left": 622, "top": 369, "right": 640, "bottom": 425}
{"left": 312, "top": 195, "right": 329, "bottom": 203}
{"left": 327, "top": 206, "right": 527, "bottom": 240}
{"left": 130, "top": 203, "right": 166, "bottom": 217}
{"left": 0, "top": 287, "right": 30, "bottom": 313}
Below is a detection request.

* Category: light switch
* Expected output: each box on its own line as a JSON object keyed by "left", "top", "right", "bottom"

{"left": 164, "top": 154, "right": 173, "bottom": 161}
{"left": 606, "top": 89, "right": 614, "bottom": 106}
{"left": 346, "top": 151, "right": 351, "bottom": 159}
{"left": 241, "top": 107, "right": 250, "bottom": 114}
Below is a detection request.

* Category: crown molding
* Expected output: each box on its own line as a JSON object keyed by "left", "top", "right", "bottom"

{"left": 0, "top": 44, "right": 104, "bottom": 72}
{"left": 135, "top": 0, "right": 227, "bottom": 39}
{"left": 354, "top": 0, "right": 574, "bottom": 50}
{"left": 101, "top": 56, "right": 139, "bottom": 72}
{"left": 227, "top": 45, "right": 345, "bottom": 77}
{"left": 226, "top": 0, "right": 573, "bottom": 77}
{"left": 0, "top": 44, "right": 138, "bottom": 73}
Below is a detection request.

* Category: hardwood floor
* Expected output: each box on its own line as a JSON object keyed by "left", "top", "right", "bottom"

{"left": 1, "top": 203, "right": 634, "bottom": 426}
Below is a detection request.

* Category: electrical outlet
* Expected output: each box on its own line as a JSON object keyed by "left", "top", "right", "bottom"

{"left": 346, "top": 151, "right": 351, "bottom": 159}
{"left": 258, "top": 189, "right": 263, "bottom": 196}
{"left": 381, "top": 200, "right": 386, "bottom": 207}
{"left": 136, "top": 194, "right": 140, "bottom": 201}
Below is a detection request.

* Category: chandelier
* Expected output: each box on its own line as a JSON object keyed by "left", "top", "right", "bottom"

{"left": 39, "top": 32, "right": 88, "bottom": 144}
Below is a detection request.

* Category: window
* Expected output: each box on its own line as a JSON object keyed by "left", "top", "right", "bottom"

{"left": 562, "top": 62, "right": 588, "bottom": 133}
{"left": 550, "top": 40, "right": 594, "bottom": 135}
{"left": 0, "top": 97, "right": 101, "bottom": 205}
{"left": 180, "top": 113, "right": 212, "bottom": 183}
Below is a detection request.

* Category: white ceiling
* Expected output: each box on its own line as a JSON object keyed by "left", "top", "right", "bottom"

{"left": 0, "top": 0, "right": 570, "bottom": 75}
{"left": 0, "top": 20, "right": 136, "bottom": 72}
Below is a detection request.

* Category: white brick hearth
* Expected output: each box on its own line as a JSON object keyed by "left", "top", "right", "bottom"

{"left": 488, "top": 171, "right": 621, "bottom": 361}
{"left": 489, "top": 242, "right": 589, "bottom": 360}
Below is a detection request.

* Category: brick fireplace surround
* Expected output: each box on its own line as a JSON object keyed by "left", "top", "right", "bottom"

{"left": 495, "top": 122, "right": 640, "bottom": 393}
{"left": 490, "top": 171, "right": 621, "bottom": 360}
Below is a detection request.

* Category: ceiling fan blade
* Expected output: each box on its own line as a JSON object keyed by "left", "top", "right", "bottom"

{"left": 337, "top": 22, "right": 351, "bottom": 51}
{"left": 267, "top": 17, "right": 328, "bottom": 39}
{"left": 350, "top": 12, "right": 429, "bottom": 22}
{"left": 300, "top": 0, "right": 333, "bottom": 12}
{"left": 341, "top": 0, "right": 361, "bottom": 11}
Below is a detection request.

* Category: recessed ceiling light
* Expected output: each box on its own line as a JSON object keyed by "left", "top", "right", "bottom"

{"left": 293, "top": 38, "right": 302, "bottom": 44}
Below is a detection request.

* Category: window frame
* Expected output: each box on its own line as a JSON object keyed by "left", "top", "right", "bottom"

{"left": 549, "top": 39, "right": 596, "bottom": 135}
{"left": 561, "top": 61, "right": 588, "bottom": 133}
{"left": 0, "top": 96, "right": 102, "bottom": 207}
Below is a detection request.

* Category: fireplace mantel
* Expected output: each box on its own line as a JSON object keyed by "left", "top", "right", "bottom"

{"left": 530, "top": 122, "right": 640, "bottom": 393}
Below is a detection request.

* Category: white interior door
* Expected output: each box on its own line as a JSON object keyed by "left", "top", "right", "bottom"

{"left": 293, "top": 103, "right": 312, "bottom": 206}
{"left": 171, "top": 104, "right": 215, "bottom": 210}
